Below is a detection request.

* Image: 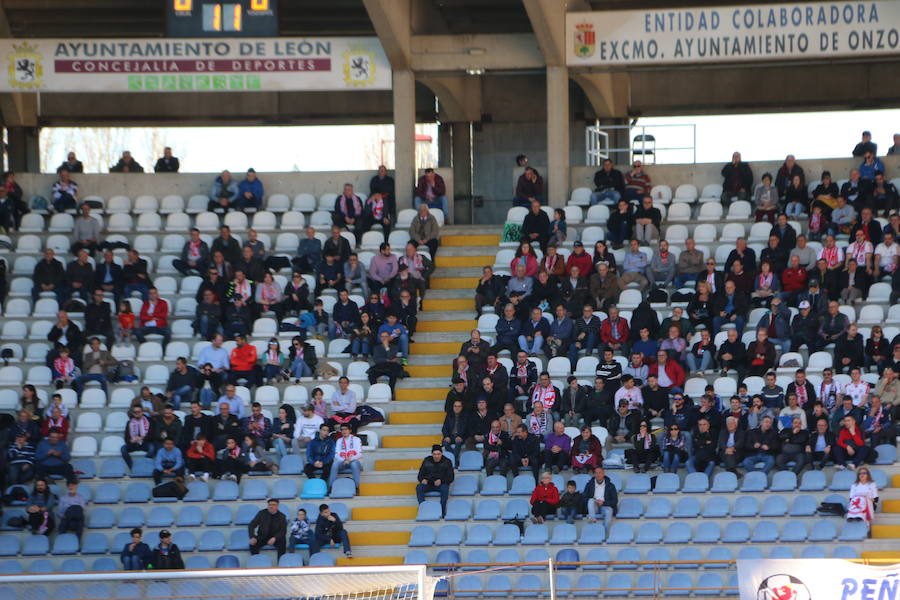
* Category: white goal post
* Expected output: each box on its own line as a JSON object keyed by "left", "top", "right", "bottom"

{"left": 0, "top": 564, "right": 440, "bottom": 600}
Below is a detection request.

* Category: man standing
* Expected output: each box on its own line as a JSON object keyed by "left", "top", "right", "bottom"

{"left": 415, "top": 445, "right": 455, "bottom": 517}
{"left": 720, "top": 151, "right": 753, "bottom": 205}
{"left": 248, "top": 498, "right": 288, "bottom": 557}
{"left": 153, "top": 147, "right": 179, "bottom": 173}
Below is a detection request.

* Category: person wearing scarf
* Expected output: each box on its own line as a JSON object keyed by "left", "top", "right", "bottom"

{"left": 333, "top": 184, "right": 364, "bottom": 243}
{"left": 571, "top": 426, "right": 602, "bottom": 472}
{"left": 121, "top": 406, "right": 155, "bottom": 469}
{"left": 254, "top": 273, "right": 285, "bottom": 320}
{"left": 363, "top": 192, "right": 392, "bottom": 237}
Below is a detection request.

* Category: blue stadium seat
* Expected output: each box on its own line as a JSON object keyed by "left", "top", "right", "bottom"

{"left": 799, "top": 470, "right": 826, "bottom": 491}
{"left": 583, "top": 548, "right": 611, "bottom": 570}
{"left": 737, "top": 547, "right": 762, "bottom": 560}
{"left": 464, "top": 524, "right": 492, "bottom": 546}
{"left": 172, "top": 531, "right": 196, "bottom": 552}
{"left": 750, "top": 521, "right": 778, "bottom": 543}
{"left": 839, "top": 520, "right": 868, "bottom": 541}
{"left": 682, "top": 472, "right": 708, "bottom": 493}
{"left": 770, "top": 470, "right": 797, "bottom": 491}
{"left": 22, "top": 535, "right": 49, "bottom": 556}
{"left": 215, "top": 555, "right": 240, "bottom": 568}
{"left": 573, "top": 574, "right": 601, "bottom": 597}
{"left": 247, "top": 554, "right": 272, "bottom": 568}
{"left": 645, "top": 497, "right": 672, "bottom": 518}
{"left": 185, "top": 556, "right": 211, "bottom": 570}
{"left": 146, "top": 583, "right": 172, "bottom": 598}
{"left": 445, "top": 499, "right": 471, "bottom": 521}
{"left": 833, "top": 546, "right": 859, "bottom": 559}
{"left": 455, "top": 575, "right": 482, "bottom": 597}
{"left": 646, "top": 547, "right": 671, "bottom": 565}
{"left": 184, "top": 481, "right": 209, "bottom": 502}
{"left": 495, "top": 548, "right": 520, "bottom": 565}
{"left": 148, "top": 506, "right": 175, "bottom": 527}
{"left": 624, "top": 473, "right": 651, "bottom": 494}
{"left": 502, "top": 499, "right": 530, "bottom": 520}
{"left": 695, "top": 573, "right": 723, "bottom": 597}
{"left": 213, "top": 480, "right": 239, "bottom": 501}
{"left": 779, "top": 521, "right": 807, "bottom": 543}
{"left": 551, "top": 547, "right": 576, "bottom": 568}
{"left": 176, "top": 505, "right": 203, "bottom": 527}
{"left": 330, "top": 478, "right": 356, "bottom": 499}
{"left": 279, "top": 454, "right": 303, "bottom": 475}
{"left": 617, "top": 498, "right": 643, "bottom": 519}
{"left": 131, "top": 457, "right": 155, "bottom": 478}
{"left": 722, "top": 522, "right": 749, "bottom": 543}
{"left": 874, "top": 444, "right": 897, "bottom": 464}
{"left": 52, "top": 533, "right": 80, "bottom": 555}
{"left": 408, "top": 525, "right": 436, "bottom": 547}
{"left": 801, "top": 546, "right": 827, "bottom": 559}
{"left": 117, "top": 507, "right": 145, "bottom": 528}
{"left": 462, "top": 549, "right": 489, "bottom": 570}
{"left": 29, "top": 560, "right": 53, "bottom": 573}
{"left": 123, "top": 482, "right": 151, "bottom": 503}
{"left": 91, "top": 558, "right": 117, "bottom": 572}
{"left": 694, "top": 522, "right": 720, "bottom": 544}
{"left": 207, "top": 582, "right": 234, "bottom": 597}
{"left": 514, "top": 574, "right": 542, "bottom": 597}
{"left": 701, "top": 496, "right": 729, "bottom": 518}
{"left": 81, "top": 532, "right": 109, "bottom": 555}
{"left": 458, "top": 451, "right": 483, "bottom": 471}
{"left": 675, "top": 547, "right": 702, "bottom": 569}
{"left": 830, "top": 470, "right": 855, "bottom": 491}
{"left": 636, "top": 522, "right": 662, "bottom": 544}
{"left": 436, "top": 524, "right": 463, "bottom": 545}
{"left": 731, "top": 496, "right": 758, "bottom": 517}
{"left": 227, "top": 529, "right": 249, "bottom": 550}
{"left": 510, "top": 474, "right": 536, "bottom": 495}
{"left": 578, "top": 523, "right": 605, "bottom": 544}
{"left": 808, "top": 520, "right": 837, "bottom": 542}
{"left": 417, "top": 500, "right": 442, "bottom": 521}
{"left": 59, "top": 558, "right": 86, "bottom": 572}
{"left": 279, "top": 554, "right": 305, "bottom": 567}
{"left": 404, "top": 550, "right": 428, "bottom": 567}
{"left": 93, "top": 483, "right": 121, "bottom": 504}
{"left": 0, "top": 560, "right": 22, "bottom": 574}
{"left": 768, "top": 547, "right": 794, "bottom": 559}
{"left": 635, "top": 573, "right": 657, "bottom": 597}
{"left": 605, "top": 573, "right": 632, "bottom": 596}
{"left": 116, "top": 583, "right": 142, "bottom": 599}
{"left": 99, "top": 458, "right": 127, "bottom": 479}
{"left": 112, "top": 532, "right": 131, "bottom": 550}
{"left": 85, "top": 584, "right": 112, "bottom": 598}
{"left": 663, "top": 522, "right": 691, "bottom": 544}
{"left": 242, "top": 479, "right": 269, "bottom": 500}
{"left": 198, "top": 530, "right": 226, "bottom": 552}
{"left": 739, "top": 471, "right": 767, "bottom": 492}
{"left": 176, "top": 582, "right": 205, "bottom": 599}
{"left": 434, "top": 549, "right": 461, "bottom": 571}
{"left": 523, "top": 548, "right": 550, "bottom": 569}
{"left": 653, "top": 473, "right": 679, "bottom": 493}
{"left": 710, "top": 471, "right": 737, "bottom": 493}
{"left": 760, "top": 496, "right": 788, "bottom": 517}
{"left": 474, "top": 499, "right": 500, "bottom": 520}
{"left": 789, "top": 494, "right": 817, "bottom": 516}
{"left": 235, "top": 504, "right": 261, "bottom": 526}
{"left": 450, "top": 475, "right": 478, "bottom": 496}
{"left": 608, "top": 523, "right": 635, "bottom": 544}
{"left": 706, "top": 547, "right": 733, "bottom": 568}
{"left": 0, "top": 536, "right": 19, "bottom": 556}
{"left": 206, "top": 504, "right": 232, "bottom": 526}
{"left": 72, "top": 459, "right": 96, "bottom": 479}
{"left": 493, "top": 524, "right": 522, "bottom": 545}
{"left": 484, "top": 574, "right": 511, "bottom": 598}
{"left": 480, "top": 475, "right": 507, "bottom": 495}
{"left": 550, "top": 524, "right": 577, "bottom": 545}
{"left": 522, "top": 524, "right": 549, "bottom": 544}
{"left": 672, "top": 497, "right": 700, "bottom": 518}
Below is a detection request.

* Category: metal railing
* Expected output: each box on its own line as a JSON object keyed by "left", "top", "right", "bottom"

{"left": 586, "top": 123, "right": 697, "bottom": 166}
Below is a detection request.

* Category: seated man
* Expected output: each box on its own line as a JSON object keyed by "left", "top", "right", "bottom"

{"left": 110, "top": 151, "right": 144, "bottom": 173}
{"left": 294, "top": 226, "right": 323, "bottom": 274}
{"left": 315, "top": 503, "right": 352, "bottom": 558}
{"left": 590, "top": 159, "right": 625, "bottom": 206}
{"left": 508, "top": 424, "right": 541, "bottom": 482}
{"left": 71, "top": 203, "right": 101, "bottom": 255}
{"left": 32, "top": 248, "right": 66, "bottom": 304}
{"left": 712, "top": 280, "right": 748, "bottom": 335}
{"left": 415, "top": 445, "right": 455, "bottom": 518}
{"left": 647, "top": 240, "right": 676, "bottom": 289}
{"left": 154, "top": 147, "right": 179, "bottom": 173}
{"left": 65, "top": 249, "right": 94, "bottom": 302}
{"left": 328, "top": 424, "right": 362, "bottom": 492}
{"left": 333, "top": 183, "right": 365, "bottom": 242}
{"left": 304, "top": 424, "right": 335, "bottom": 480}
{"left": 741, "top": 415, "right": 779, "bottom": 473}
{"left": 716, "top": 416, "right": 745, "bottom": 474}
{"left": 237, "top": 168, "right": 263, "bottom": 211}
{"left": 34, "top": 428, "right": 74, "bottom": 482}
{"left": 378, "top": 313, "right": 410, "bottom": 362}
{"left": 368, "top": 243, "right": 399, "bottom": 293}
{"left": 414, "top": 168, "right": 449, "bottom": 219}
{"left": 52, "top": 168, "right": 78, "bottom": 213}
{"left": 135, "top": 287, "right": 170, "bottom": 347}
{"left": 209, "top": 170, "right": 239, "bottom": 212}
{"left": 174, "top": 228, "right": 210, "bottom": 276}
{"left": 619, "top": 239, "right": 650, "bottom": 291}
{"left": 519, "top": 307, "right": 550, "bottom": 356}
{"left": 776, "top": 415, "right": 809, "bottom": 473}
{"left": 409, "top": 203, "right": 441, "bottom": 260}
{"left": 580, "top": 466, "right": 618, "bottom": 527}
{"left": 542, "top": 421, "right": 572, "bottom": 473}
{"left": 152, "top": 438, "right": 184, "bottom": 485}
{"left": 248, "top": 498, "right": 288, "bottom": 557}
{"left": 228, "top": 334, "right": 260, "bottom": 387}
{"left": 368, "top": 331, "right": 405, "bottom": 389}
{"left": 121, "top": 406, "right": 156, "bottom": 469}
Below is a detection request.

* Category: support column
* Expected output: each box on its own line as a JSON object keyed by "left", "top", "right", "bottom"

{"left": 546, "top": 65, "right": 569, "bottom": 208}
{"left": 393, "top": 69, "right": 416, "bottom": 214}
{"left": 7, "top": 126, "right": 39, "bottom": 173}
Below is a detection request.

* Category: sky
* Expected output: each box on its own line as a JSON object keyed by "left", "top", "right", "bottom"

{"left": 37, "top": 108, "right": 899, "bottom": 173}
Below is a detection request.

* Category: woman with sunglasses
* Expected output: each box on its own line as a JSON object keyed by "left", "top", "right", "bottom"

{"left": 846, "top": 466, "right": 878, "bottom": 531}
{"left": 631, "top": 421, "right": 657, "bottom": 473}
{"left": 661, "top": 424, "right": 687, "bottom": 473}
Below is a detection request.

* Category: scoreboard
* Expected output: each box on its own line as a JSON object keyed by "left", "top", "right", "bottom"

{"left": 167, "top": 0, "right": 278, "bottom": 37}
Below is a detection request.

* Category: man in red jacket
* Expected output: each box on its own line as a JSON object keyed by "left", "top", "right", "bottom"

{"left": 135, "top": 287, "right": 170, "bottom": 346}
{"left": 229, "top": 333, "right": 261, "bottom": 387}
{"left": 649, "top": 349, "right": 685, "bottom": 393}
{"left": 599, "top": 305, "right": 630, "bottom": 353}
{"left": 780, "top": 254, "right": 808, "bottom": 306}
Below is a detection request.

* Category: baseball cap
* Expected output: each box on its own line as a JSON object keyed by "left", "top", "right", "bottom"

{"left": 159, "top": 530, "right": 171, "bottom": 538}
{"left": 573, "top": 241, "right": 584, "bottom": 247}
{"left": 799, "top": 300, "right": 811, "bottom": 309}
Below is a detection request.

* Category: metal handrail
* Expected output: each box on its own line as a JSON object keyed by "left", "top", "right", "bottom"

{"left": 586, "top": 123, "right": 697, "bottom": 165}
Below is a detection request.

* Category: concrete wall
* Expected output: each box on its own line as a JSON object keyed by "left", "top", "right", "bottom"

{"left": 17, "top": 168, "right": 453, "bottom": 214}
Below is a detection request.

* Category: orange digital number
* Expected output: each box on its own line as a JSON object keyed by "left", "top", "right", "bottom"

{"left": 232, "top": 4, "right": 242, "bottom": 30}
{"left": 213, "top": 3, "right": 222, "bottom": 30}
{"left": 174, "top": 0, "right": 192, "bottom": 10}
{"left": 250, "top": 0, "right": 268, "bottom": 11}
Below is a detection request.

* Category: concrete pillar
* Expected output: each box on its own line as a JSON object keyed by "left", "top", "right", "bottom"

{"left": 392, "top": 69, "right": 416, "bottom": 213}
{"left": 451, "top": 121, "right": 472, "bottom": 223}
{"left": 546, "top": 65, "right": 569, "bottom": 208}
{"left": 7, "top": 126, "right": 39, "bottom": 173}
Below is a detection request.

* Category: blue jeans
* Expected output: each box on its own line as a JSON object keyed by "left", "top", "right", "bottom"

{"left": 73, "top": 373, "right": 107, "bottom": 397}
{"left": 121, "top": 441, "right": 156, "bottom": 469}
{"left": 169, "top": 385, "right": 192, "bottom": 410}
{"left": 674, "top": 273, "right": 698, "bottom": 289}
{"left": 328, "top": 459, "right": 361, "bottom": 490}
{"left": 443, "top": 440, "right": 465, "bottom": 463}
{"left": 392, "top": 334, "right": 409, "bottom": 357}
{"left": 770, "top": 337, "right": 791, "bottom": 356}
{"left": 124, "top": 283, "right": 149, "bottom": 301}
{"left": 290, "top": 532, "right": 319, "bottom": 555}
{"left": 785, "top": 202, "right": 804, "bottom": 218}
{"left": 587, "top": 503, "right": 613, "bottom": 529}
{"left": 290, "top": 357, "right": 312, "bottom": 378}
{"left": 712, "top": 316, "right": 745, "bottom": 335}
{"left": 351, "top": 338, "right": 371, "bottom": 357}
{"left": 568, "top": 332, "right": 599, "bottom": 366}
{"left": 518, "top": 335, "right": 544, "bottom": 355}
{"left": 196, "top": 315, "right": 222, "bottom": 339}
{"left": 559, "top": 506, "right": 578, "bottom": 524}
{"left": 686, "top": 456, "right": 715, "bottom": 476}
{"left": 263, "top": 364, "right": 282, "bottom": 381}
{"left": 686, "top": 352, "right": 712, "bottom": 373}
{"left": 199, "top": 388, "right": 215, "bottom": 409}
{"left": 662, "top": 450, "right": 683, "bottom": 472}
{"left": 236, "top": 194, "right": 261, "bottom": 211}
{"left": 741, "top": 453, "right": 775, "bottom": 473}
{"left": 416, "top": 483, "right": 450, "bottom": 515}
{"left": 414, "top": 195, "right": 449, "bottom": 220}
{"left": 273, "top": 437, "right": 290, "bottom": 461}
{"left": 122, "top": 555, "right": 144, "bottom": 571}
{"left": 606, "top": 221, "right": 631, "bottom": 246}
{"left": 590, "top": 189, "right": 621, "bottom": 206}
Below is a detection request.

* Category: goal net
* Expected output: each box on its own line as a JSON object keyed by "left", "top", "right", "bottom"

{"left": 0, "top": 564, "right": 441, "bottom": 600}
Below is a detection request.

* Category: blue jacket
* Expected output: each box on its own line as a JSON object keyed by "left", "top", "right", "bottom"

{"left": 154, "top": 446, "right": 184, "bottom": 471}
{"left": 307, "top": 435, "right": 335, "bottom": 465}
{"left": 238, "top": 178, "right": 264, "bottom": 199}
{"left": 211, "top": 176, "right": 239, "bottom": 201}
{"left": 333, "top": 300, "right": 361, "bottom": 327}
{"left": 581, "top": 476, "right": 619, "bottom": 515}
{"left": 35, "top": 439, "right": 70, "bottom": 467}
{"left": 495, "top": 317, "right": 522, "bottom": 345}
{"left": 549, "top": 317, "right": 574, "bottom": 342}
{"left": 121, "top": 541, "right": 152, "bottom": 569}
{"left": 521, "top": 317, "right": 550, "bottom": 340}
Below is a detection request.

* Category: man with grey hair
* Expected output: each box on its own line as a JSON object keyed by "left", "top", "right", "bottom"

{"left": 716, "top": 416, "right": 745, "bottom": 474}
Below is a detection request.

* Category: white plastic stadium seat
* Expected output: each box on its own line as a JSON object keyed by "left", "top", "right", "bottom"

{"left": 748, "top": 222, "right": 772, "bottom": 243}
{"left": 292, "top": 193, "right": 316, "bottom": 213}
{"left": 720, "top": 223, "right": 745, "bottom": 243}
{"left": 667, "top": 203, "right": 690, "bottom": 222}
{"left": 673, "top": 184, "right": 698, "bottom": 203}
{"left": 569, "top": 187, "right": 591, "bottom": 207}
{"left": 133, "top": 195, "right": 159, "bottom": 214}
{"left": 397, "top": 209, "right": 417, "bottom": 228}
{"left": 650, "top": 185, "right": 672, "bottom": 204}
{"left": 584, "top": 205, "right": 609, "bottom": 225}
{"left": 266, "top": 194, "right": 290, "bottom": 213}
{"left": 580, "top": 226, "right": 605, "bottom": 248}
{"left": 726, "top": 201, "right": 752, "bottom": 220}
{"left": 506, "top": 207, "right": 528, "bottom": 224}
{"left": 136, "top": 213, "right": 162, "bottom": 232}
{"left": 160, "top": 195, "right": 185, "bottom": 214}
{"left": 310, "top": 211, "right": 332, "bottom": 230}
{"left": 195, "top": 212, "right": 220, "bottom": 232}
{"left": 563, "top": 206, "right": 583, "bottom": 224}
{"left": 187, "top": 195, "right": 209, "bottom": 214}
{"left": 664, "top": 225, "right": 689, "bottom": 245}
{"left": 698, "top": 203, "right": 723, "bottom": 221}
{"left": 700, "top": 184, "right": 723, "bottom": 201}
{"left": 224, "top": 212, "right": 248, "bottom": 232}
{"left": 858, "top": 305, "right": 884, "bottom": 325}
{"left": 279, "top": 211, "right": 304, "bottom": 231}
{"left": 692, "top": 224, "right": 717, "bottom": 244}
{"left": 106, "top": 196, "right": 131, "bottom": 214}
{"left": 318, "top": 193, "right": 339, "bottom": 211}
{"left": 107, "top": 214, "right": 133, "bottom": 233}
{"left": 251, "top": 211, "right": 277, "bottom": 231}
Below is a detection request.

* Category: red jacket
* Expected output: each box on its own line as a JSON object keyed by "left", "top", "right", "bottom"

{"left": 41, "top": 416, "right": 69, "bottom": 441}
{"left": 139, "top": 299, "right": 169, "bottom": 328}
{"left": 415, "top": 173, "right": 446, "bottom": 199}
{"left": 600, "top": 317, "right": 630, "bottom": 345}
{"left": 510, "top": 254, "right": 538, "bottom": 278}
{"left": 781, "top": 267, "right": 807, "bottom": 292}
{"left": 566, "top": 252, "right": 593, "bottom": 278}
{"left": 649, "top": 359, "right": 685, "bottom": 389}
{"left": 837, "top": 427, "right": 865, "bottom": 449}
{"left": 230, "top": 344, "right": 258, "bottom": 371}
{"left": 187, "top": 440, "right": 215, "bottom": 461}
{"left": 530, "top": 482, "right": 559, "bottom": 506}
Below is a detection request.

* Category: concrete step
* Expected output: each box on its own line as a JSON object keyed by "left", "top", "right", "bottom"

{"left": 374, "top": 458, "right": 424, "bottom": 471}
{"left": 381, "top": 433, "right": 443, "bottom": 448}
{"left": 442, "top": 234, "right": 501, "bottom": 247}
{"left": 395, "top": 387, "right": 447, "bottom": 401}
{"left": 410, "top": 341, "right": 465, "bottom": 355}
{"left": 429, "top": 277, "right": 480, "bottom": 290}
{"left": 422, "top": 297, "right": 475, "bottom": 311}
{"left": 410, "top": 331, "right": 470, "bottom": 343}
{"left": 406, "top": 364, "right": 451, "bottom": 378}
{"left": 872, "top": 525, "right": 900, "bottom": 538}
{"left": 352, "top": 505, "right": 418, "bottom": 520}
{"left": 417, "top": 318, "right": 476, "bottom": 331}
{"left": 421, "top": 288, "right": 475, "bottom": 299}
{"left": 435, "top": 255, "right": 495, "bottom": 267}
{"left": 432, "top": 267, "right": 484, "bottom": 278}
{"left": 337, "top": 555, "right": 404, "bottom": 566}
{"left": 359, "top": 481, "right": 419, "bottom": 496}
{"left": 388, "top": 411, "right": 445, "bottom": 424}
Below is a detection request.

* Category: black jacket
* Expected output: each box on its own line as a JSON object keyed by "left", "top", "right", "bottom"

{"left": 606, "top": 410, "right": 640, "bottom": 440}
{"left": 476, "top": 276, "right": 506, "bottom": 304}
{"left": 150, "top": 543, "right": 184, "bottom": 569}
{"left": 721, "top": 161, "right": 753, "bottom": 192}
{"left": 744, "top": 427, "right": 779, "bottom": 455}
{"left": 180, "top": 413, "right": 214, "bottom": 447}
{"left": 807, "top": 429, "right": 836, "bottom": 452}
{"left": 33, "top": 258, "right": 65, "bottom": 288}
{"left": 93, "top": 262, "right": 123, "bottom": 289}
{"left": 211, "top": 236, "right": 241, "bottom": 266}
{"left": 593, "top": 168, "right": 625, "bottom": 193}
{"left": 510, "top": 433, "right": 541, "bottom": 465}
{"left": 522, "top": 210, "right": 550, "bottom": 239}
{"left": 48, "top": 322, "right": 84, "bottom": 351}
{"left": 692, "top": 429, "right": 717, "bottom": 461}
{"left": 248, "top": 509, "right": 287, "bottom": 542}
{"left": 712, "top": 292, "right": 749, "bottom": 318}
{"left": 416, "top": 455, "right": 455, "bottom": 485}
{"left": 154, "top": 157, "right": 180, "bottom": 173}
{"left": 442, "top": 412, "right": 470, "bottom": 441}
{"left": 85, "top": 301, "right": 113, "bottom": 334}
{"left": 716, "top": 428, "right": 747, "bottom": 461}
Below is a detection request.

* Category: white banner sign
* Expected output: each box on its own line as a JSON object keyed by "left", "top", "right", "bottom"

{"left": 738, "top": 559, "right": 900, "bottom": 600}
{"left": 0, "top": 37, "right": 390, "bottom": 92}
{"left": 567, "top": 2, "right": 900, "bottom": 66}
